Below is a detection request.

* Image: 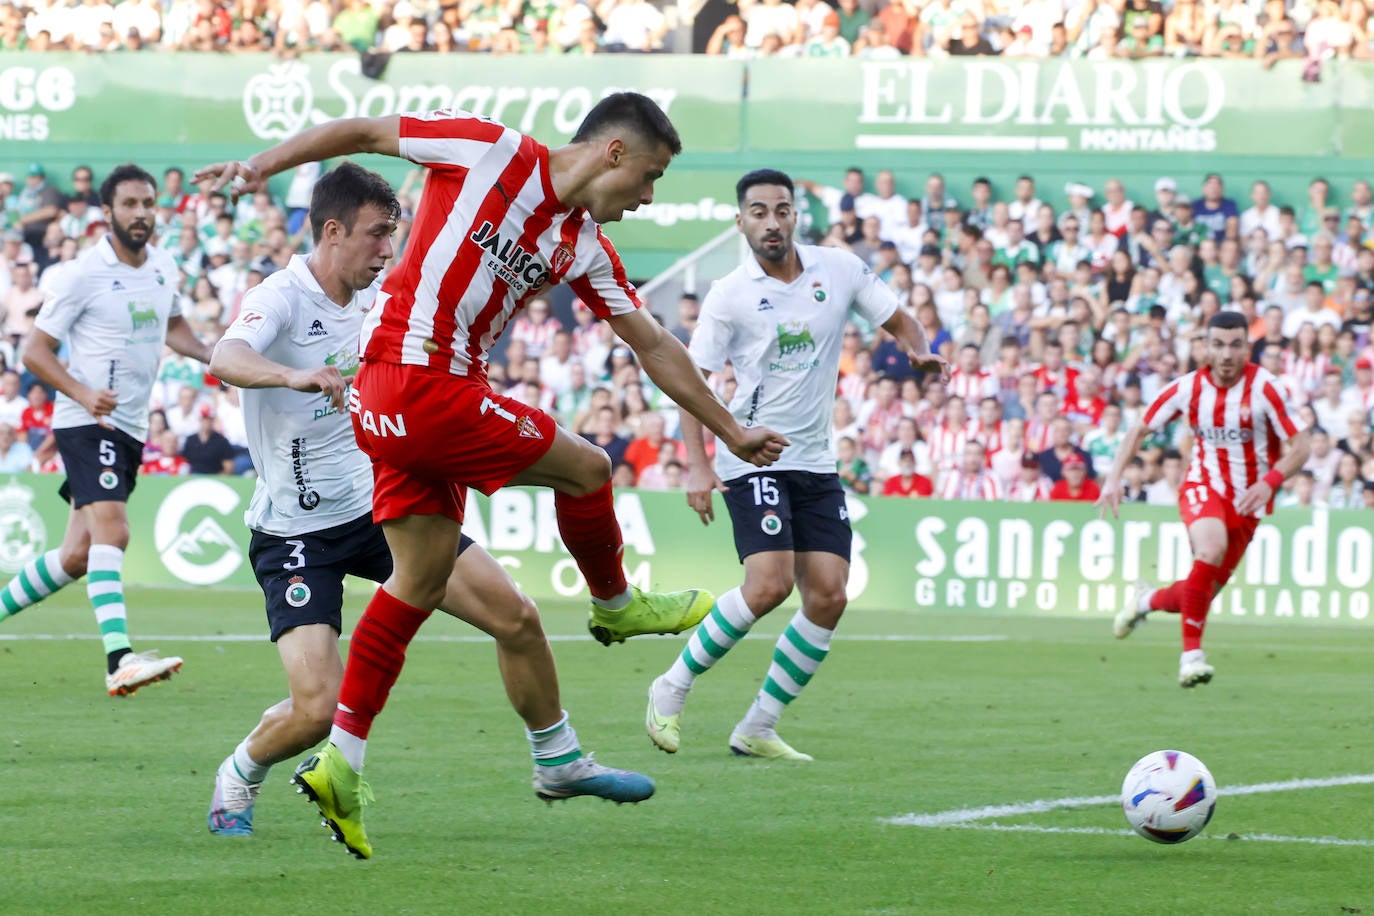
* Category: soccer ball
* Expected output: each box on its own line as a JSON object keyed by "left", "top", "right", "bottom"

{"left": 1120, "top": 750, "right": 1217, "bottom": 844}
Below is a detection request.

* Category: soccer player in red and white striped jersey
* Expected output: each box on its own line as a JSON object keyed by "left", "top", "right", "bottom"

{"left": 1098, "top": 312, "right": 1310, "bottom": 688}
{"left": 198, "top": 95, "right": 789, "bottom": 845}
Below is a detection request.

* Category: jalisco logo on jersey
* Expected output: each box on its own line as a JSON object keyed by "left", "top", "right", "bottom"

{"left": 470, "top": 220, "right": 552, "bottom": 293}
{"left": 1193, "top": 426, "right": 1256, "bottom": 443}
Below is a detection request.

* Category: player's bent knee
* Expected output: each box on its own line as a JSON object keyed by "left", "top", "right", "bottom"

{"left": 746, "top": 578, "right": 796, "bottom": 613}
{"left": 568, "top": 445, "right": 612, "bottom": 496}
{"left": 492, "top": 594, "right": 545, "bottom": 649}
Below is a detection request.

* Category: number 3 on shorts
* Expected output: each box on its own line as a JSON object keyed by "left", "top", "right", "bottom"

{"left": 283, "top": 539, "right": 306, "bottom": 571}
{"left": 98, "top": 439, "right": 116, "bottom": 467}
{"left": 750, "top": 476, "right": 779, "bottom": 506}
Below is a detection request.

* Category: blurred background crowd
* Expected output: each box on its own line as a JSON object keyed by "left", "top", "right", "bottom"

{"left": 1, "top": 157, "right": 1372, "bottom": 509}
{"left": 0, "top": 0, "right": 1370, "bottom": 63}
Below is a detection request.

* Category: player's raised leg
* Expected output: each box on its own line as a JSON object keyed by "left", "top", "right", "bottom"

{"left": 730, "top": 551, "right": 847, "bottom": 762}
{"left": 0, "top": 505, "right": 84, "bottom": 621}
{"left": 510, "top": 427, "right": 713, "bottom": 645}
{"left": 437, "top": 544, "right": 653, "bottom": 804}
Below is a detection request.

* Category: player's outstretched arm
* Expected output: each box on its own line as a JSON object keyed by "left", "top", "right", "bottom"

{"left": 165, "top": 315, "right": 213, "bottom": 365}
{"left": 881, "top": 308, "right": 952, "bottom": 384}
{"left": 23, "top": 328, "right": 116, "bottom": 426}
{"left": 608, "top": 309, "right": 789, "bottom": 467}
{"left": 193, "top": 116, "right": 402, "bottom": 197}
{"left": 1235, "top": 428, "right": 1311, "bottom": 517}
{"left": 1095, "top": 423, "right": 1152, "bottom": 519}
{"left": 210, "top": 339, "right": 348, "bottom": 411}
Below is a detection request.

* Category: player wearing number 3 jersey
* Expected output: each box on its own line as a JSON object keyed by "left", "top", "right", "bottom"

{"left": 643, "top": 170, "right": 950, "bottom": 761}
{"left": 1098, "top": 311, "right": 1309, "bottom": 688}
{"left": 197, "top": 93, "right": 788, "bottom": 849}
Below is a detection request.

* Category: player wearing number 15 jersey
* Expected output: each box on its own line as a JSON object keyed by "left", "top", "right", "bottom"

{"left": 643, "top": 170, "right": 950, "bottom": 761}
{"left": 1097, "top": 312, "right": 1310, "bottom": 687}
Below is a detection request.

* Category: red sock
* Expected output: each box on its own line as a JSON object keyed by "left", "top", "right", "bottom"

{"left": 333, "top": 588, "right": 432, "bottom": 740}
{"left": 1179, "top": 560, "right": 1224, "bottom": 653}
{"left": 1150, "top": 581, "right": 1184, "bottom": 613}
{"left": 555, "top": 481, "right": 628, "bottom": 601}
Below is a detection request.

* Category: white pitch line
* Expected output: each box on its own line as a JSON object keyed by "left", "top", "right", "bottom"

{"left": 884, "top": 773, "right": 1374, "bottom": 827}
{"left": 935, "top": 823, "right": 1374, "bottom": 847}
{"left": 0, "top": 633, "right": 1007, "bottom": 644}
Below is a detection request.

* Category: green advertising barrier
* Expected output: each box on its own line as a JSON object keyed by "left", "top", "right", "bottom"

{"left": 0, "top": 474, "right": 1366, "bottom": 626}
{"left": 5, "top": 53, "right": 1374, "bottom": 276}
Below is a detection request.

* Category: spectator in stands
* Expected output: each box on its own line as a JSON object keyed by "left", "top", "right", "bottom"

{"left": 0, "top": 370, "right": 23, "bottom": 428}
{"left": 1036, "top": 417, "right": 1095, "bottom": 482}
{"left": 1049, "top": 451, "right": 1101, "bottom": 501}
{"left": 836, "top": 435, "right": 872, "bottom": 495}
{"left": 19, "top": 382, "right": 52, "bottom": 452}
{"left": 182, "top": 406, "right": 235, "bottom": 475}
{"left": 0, "top": 422, "right": 31, "bottom": 472}
{"left": 938, "top": 440, "right": 1001, "bottom": 499}
{"left": 622, "top": 412, "right": 679, "bottom": 483}
{"left": 14, "top": 164, "right": 62, "bottom": 250}
{"left": 583, "top": 404, "right": 631, "bottom": 467}
{"left": 882, "top": 449, "right": 932, "bottom": 497}
{"left": 1146, "top": 448, "right": 1184, "bottom": 505}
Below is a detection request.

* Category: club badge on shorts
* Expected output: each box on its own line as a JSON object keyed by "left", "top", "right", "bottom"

{"left": 285, "top": 575, "right": 311, "bottom": 608}
{"left": 517, "top": 416, "right": 543, "bottom": 439}
{"left": 760, "top": 511, "right": 782, "bottom": 536}
{"left": 98, "top": 470, "right": 119, "bottom": 490}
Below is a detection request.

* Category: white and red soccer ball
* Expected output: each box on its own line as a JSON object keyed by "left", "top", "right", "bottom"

{"left": 1121, "top": 750, "right": 1218, "bottom": 844}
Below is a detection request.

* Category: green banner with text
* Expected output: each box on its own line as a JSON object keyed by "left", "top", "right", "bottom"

{"left": 0, "top": 474, "right": 1365, "bottom": 626}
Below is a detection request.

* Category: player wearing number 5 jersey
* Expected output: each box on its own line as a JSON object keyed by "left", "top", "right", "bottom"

{"left": 197, "top": 93, "right": 787, "bottom": 846}
{"left": 644, "top": 170, "right": 950, "bottom": 761}
{"left": 0, "top": 164, "right": 212, "bottom": 697}
{"left": 1099, "top": 311, "right": 1310, "bottom": 688}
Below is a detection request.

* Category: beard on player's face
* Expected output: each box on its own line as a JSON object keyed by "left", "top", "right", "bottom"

{"left": 109, "top": 212, "right": 151, "bottom": 252}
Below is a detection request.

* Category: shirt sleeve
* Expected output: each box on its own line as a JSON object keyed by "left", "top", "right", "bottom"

{"left": 566, "top": 224, "right": 641, "bottom": 320}
{"left": 219, "top": 285, "right": 291, "bottom": 353}
{"left": 32, "top": 262, "right": 83, "bottom": 341}
{"left": 687, "top": 284, "right": 732, "bottom": 374}
{"left": 1259, "top": 376, "right": 1304, "bottom": 438}
{"left": 1142, "top": 378, "right": 1185, "bottom": 431}
{"left": 398, "top": 109, "right": 515, "bottom": 172}
{"left": 846, "top": 251, "right": 900, "bottom": 328}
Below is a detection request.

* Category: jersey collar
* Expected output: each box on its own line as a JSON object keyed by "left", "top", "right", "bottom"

{"left": 743, "top": 242, "right": 813, "bottom": 281}
{"left": 287, "top": 254, "right": 339, "bottom": 308}
{"left": 95, "top": 235, "right": 121, "bottom": 267}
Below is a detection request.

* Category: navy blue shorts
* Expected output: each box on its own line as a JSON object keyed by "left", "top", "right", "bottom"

{"left": 54, "top": 425, "right": 142, "bottom": 508}
{"left": 250, "top": 514, "right": 474, "bottom": 641}
{"left": 720, "top": 471, "right": 852, "bottom": 563}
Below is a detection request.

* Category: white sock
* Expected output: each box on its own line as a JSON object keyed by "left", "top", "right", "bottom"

{"left": 590, "top": 587, "right": 633, "bottom": 611}
{"left": 738, "top": 610, "right": 834, "bottom": 736}
{"left": 329, "top": 725, "right": 367, "bottom": 772}
{"left": 232, "top": 739, "right": 270, "bottom": 784}
{"left": 527, "top": 710, "right": 583, "bottom": 767}
{"left": 659, "top": 588, "right": 757, "bottom": 714}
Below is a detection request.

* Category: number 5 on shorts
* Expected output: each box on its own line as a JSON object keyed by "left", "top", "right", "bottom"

{"left": 98, "top": 439, "right": 116, "bottom": 467}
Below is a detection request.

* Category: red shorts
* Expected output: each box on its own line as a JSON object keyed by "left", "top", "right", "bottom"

{"left": 350, "top": 361, "right": 557, "bottom": 524}
{"left": 1177, "top": 482, "right": 1260, "bottom": 574}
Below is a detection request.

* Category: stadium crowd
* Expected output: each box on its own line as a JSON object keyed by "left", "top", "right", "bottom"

{"left": 0, "top": 0, "right": 1369, "bottom": 61}
{"left": 1, "top": 159, "right": 1372, "bottom": 509}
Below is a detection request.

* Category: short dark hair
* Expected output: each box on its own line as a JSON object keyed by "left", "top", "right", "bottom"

{"left": 736, "top": 168, "right": 794, "bottom": 205}
{"left": 309, "top": 161, "right": 400, "bottom": 244}
{"left": 571, "top": 92, "right": 682, "bottom": 156}
{"left": 99, "top": 163, "right": 157, "bottom": 207}
{"left": 1207, "top": 311, "right": 1248, "bottom": 332}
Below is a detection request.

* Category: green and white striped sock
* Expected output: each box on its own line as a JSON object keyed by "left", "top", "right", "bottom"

{"left": 528, "top": 710, "right": 582, "bottom": 767}
{"left": 0, "top": 549, "right": 74, "bottom": 619}
{"left": 739, "top": 609, "right": 834, "bottom": 735}
{"left": 661, "top": 588, "right": 757, "bottom": 712}
{"left": 87, "top": 544, "right": 132, "bottom": 670}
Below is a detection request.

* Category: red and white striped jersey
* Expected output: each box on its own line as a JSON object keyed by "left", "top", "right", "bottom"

{"left": 938, "top": 469, "right": 1002, "bottom": 501}
{"left": 949, "top": 367, "right": 996, "bottom": 404}
{"left": 359, "top": 109, "right": 641, "bottom": 380}
{"left": 972, "top": 419, "right": 1004, "bottom": 456}
{"left": 1004, "top": 474, "right": 1053, "bottom": 502}
{"left": 927, "top": 421, "right": 970, "bottom": 475}
{"left": 1142, "top": 364, "right": 1304, "bottom": 513}
{"left": 1279, "top": 352, "right": 1329, "bottom": 405}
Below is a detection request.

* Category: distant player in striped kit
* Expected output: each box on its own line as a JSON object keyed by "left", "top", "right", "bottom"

{"left": 1099, "top": 311, "right": 1310, "bottom": 687}
{"left": 0, "top": 164, "right": 212, "bottom": 696}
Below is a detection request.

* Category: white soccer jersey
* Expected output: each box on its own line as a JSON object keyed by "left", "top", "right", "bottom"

{"left": 220, "top": 256, "right": 375, "bottom": 536}
{"left": 691, "top": 244, "right": 898, "bottom": 482}
{"left": 34, "top": 236, "right": 182, "bottom": 441}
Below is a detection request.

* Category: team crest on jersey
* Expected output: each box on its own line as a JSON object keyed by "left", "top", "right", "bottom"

{"left": 812, "top": 282, "right": 827, "bottom": 302}
{"left": 1239, "top": 405, "right": 1251, "bottom": 424}
{"left": 285, "top": 576, "right": 311, "bottom": 608}
{"left": 517, "top": 416, "right": 543, "bottom": 440}
{"left": 551, "top": 242, "right": 576, "bottom": 275}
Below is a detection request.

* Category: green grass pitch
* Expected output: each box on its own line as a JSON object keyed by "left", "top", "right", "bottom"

{"left": 3, "top": 584, "right": 1373, "bottom": 915}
